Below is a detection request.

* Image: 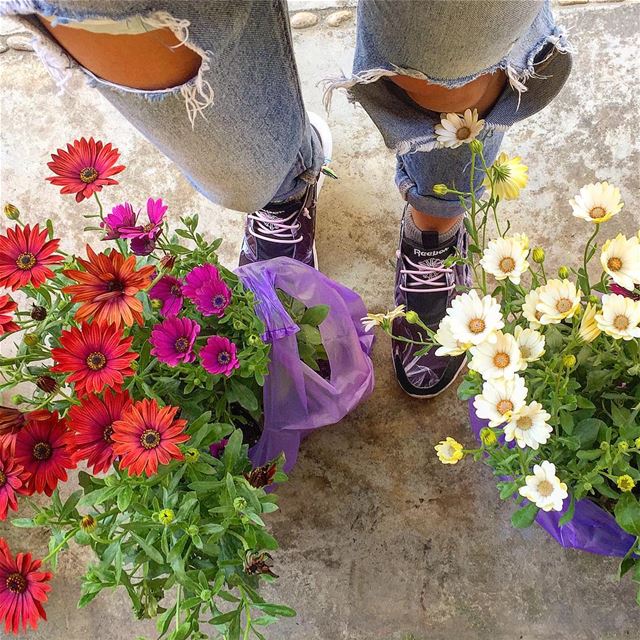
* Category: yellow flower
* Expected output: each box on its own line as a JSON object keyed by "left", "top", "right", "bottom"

{"left": 435, "top": 437, "right": 465, "bottom": 464}
{"left": 570, "top": 182, "right": 623, "bottom": 224}
{"left": 579, "top": 302, "right": 601, "bottom": 343}
{"left": 617, "top": 475, "right": 635, "bottom": 492}
{"left": 480, "top": 428, "right": 497, "bottom": 446}
{"left": 483, "top": 152, "right": 529, "bottom": 200}
{"left": 361, "top": 305, "right": 405, "bottom": 332}
{"left": 158, "top": 508, "right": 175, "bottom": 525}
{"left": 532, "top": 247, "right": 545, "bottom": 264}
{"left": 562, "top": 354, "right": 576, "bottom": 369}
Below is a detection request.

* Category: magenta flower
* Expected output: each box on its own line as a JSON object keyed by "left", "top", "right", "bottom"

{"left": 182, "top": 263, "right": 222, "bottom": 301}
{"left": 119, "top": 198, "right": 167, "bottom": 241}
{"left": 609, "top": 283, "right": 640, "bottom": 300}
{"left": 191, "top": 278, "right": 231, "bottom": 317}
{"left": 150, "top": 316, "right": 200, "bottom": 367}
{"left": 209, "top": 438, "right": 229, "bottom": 459}
{"left": 102, "top": 202, "right": 137, "bottom": 240}
{"left": 149, "top": 275, "right": 184, "bottom": 316}
{"left": 200, "top": 336, "right": 239, "bottom": 376}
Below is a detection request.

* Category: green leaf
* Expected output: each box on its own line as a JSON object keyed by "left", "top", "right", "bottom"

{"left": 615, "top": 493, "right": 640, "bottom": 536}
{"left": 300, "top": 305, "right": 329, "bottom": 327}
{"left": 574, "top": 418, "right": 607, "bottom": 448}
{"left": 117, "top": 485, "right": 133, "bottom": 512}
{"left": 77, "top": 590, "right": 102, "bottom": 608}
{"left": 559, "top": 411, "right": 574, "bottom": 435}
{"left": 297, "top": 324, "right": 323, "bottom": 346}
{"left": 11, "top": 518, "right": 36, "bottom": 528}
{"left": 255, "top": 603, "right": 297, "bottom": 618}
{"left": 511, "top": 502, "right": 539, "bottom": 528}
{"left": 60, "top": 490, "right": 83, "bottom": 520}
{"left": 130, "top": 533, "right": 165, "bottom": 564}
{"left": 559, "top": 494, "right": 575, "bottom": 527}
{"left": 209, "top": 609, "right": 240, "bottom": 625}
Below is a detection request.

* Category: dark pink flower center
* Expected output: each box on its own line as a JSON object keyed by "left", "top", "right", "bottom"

{"left": 16, "top": 252, "right": 36, "bottom": 270}
{"left": 86, "top": 352, "right": 107, "bottom": 371}
{"left": 103, "top": 425, "right": 114, "bottom": 442}
{"left": 143, "top": 223, "right": 156, "bottom": 232}
{"left": 174, "top": 337, "right": 190, "bottom": 353}
{"left": 140, "top": 429, "right": 161, "bottom": 450}
{"left": 33, "top": 441, "right": 52, "bottom": 461}
{"left": 0, "top": 470, "right": 6, "bottom": 487}
{"left": 80, "top": 167, "right": 98, "bottom": 184}
{"left": 170, "top": 285, "right": 181, "bottom": 297}
{"left": 213, "top": 294, "right": 226, "bottom": 308}
{"left": 106, "top": 279, "right": 125, "bottom": 293}
{"left": 6, "top": 572, "right": 27, "bottom": 594}
{"left": 217, "top": 351, "right": 231, "bottom": 365}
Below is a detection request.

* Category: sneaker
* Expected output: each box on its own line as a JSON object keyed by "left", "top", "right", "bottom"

{"left": 392, "top": 210, "right": 470, "bottom": 398}
{"left": 239, "top": 112, "right": 332, "bottom": 268}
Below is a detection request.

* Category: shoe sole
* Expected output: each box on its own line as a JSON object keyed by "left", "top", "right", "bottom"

{"left": 308, "top": 111, "right": 333, "bottom": 271}
{"left": 392, "top": 352, "right": 467, "bottom": 399}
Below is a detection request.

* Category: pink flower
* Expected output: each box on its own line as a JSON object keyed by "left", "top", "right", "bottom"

{"left": 182, "top": 264, "right": 222, "bottom": 300}
{"left": 209, "top": 438, "right": 228, "bottom": 459}
{"left": 116, "top": 198, "right": 168, "bottom": 256}
{"left": 102, "top": 202, "right": 137, "bottom": 240}
{"left": 200, "top": 336, "right": 239, "bottom": 377}
{"left": 609, "top": 283, "right": 640, "bottom": 300}
{"left": 191, "top": 278, "right": 231, "bottom": 318}
{"left": 149, "top": 275, "right": 184, "bottom": 316}
{"left": 150, "top": 316, "right": 200, "bottom": 367}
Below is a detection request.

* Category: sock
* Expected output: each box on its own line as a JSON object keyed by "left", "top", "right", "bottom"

{"left": 402, "top": 207, "right": 463, "bottom": 246}
{"left": 264, "top": 184, "right": 311, "bottom": 218}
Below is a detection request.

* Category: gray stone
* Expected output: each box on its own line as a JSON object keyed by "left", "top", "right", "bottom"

{"left": 326, "top": 10, "right": 353, "bottom": 27}
{"left": 0, "top": 15, "right": 24, "bottom": 36}
{"left": 6, "top": 34, "right": 34, "bottom": 52}
{"left": 0, "top": 3, "right": 639, "bottom": 640}
{"left": 290, "top": 11, "right": 319, "bottom": 29}
{"left": 0, "top": 43, "right": 8, "bottom": 55}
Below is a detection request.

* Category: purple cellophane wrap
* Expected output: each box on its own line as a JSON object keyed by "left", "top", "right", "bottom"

{"left": 236, "top": 257, "right": 375, "bottom": 472}
{"left": 469, "top": 400, "right": 635, "bottom": 557}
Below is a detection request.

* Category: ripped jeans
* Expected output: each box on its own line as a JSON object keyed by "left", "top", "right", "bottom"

{"left": 2, "top": 1, "right": 572, "bottom": 216}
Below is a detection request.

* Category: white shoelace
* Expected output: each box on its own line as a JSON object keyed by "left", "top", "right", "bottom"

{"left": 398, "top": 251, "right": 456, "bottom": 293}
{"left": 247, "top": 208, "right": 310, "bottom": 245}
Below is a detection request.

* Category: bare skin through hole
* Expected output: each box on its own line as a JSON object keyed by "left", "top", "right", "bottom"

{"left": 37, "top": 17, "right": 202, "bottom": 91}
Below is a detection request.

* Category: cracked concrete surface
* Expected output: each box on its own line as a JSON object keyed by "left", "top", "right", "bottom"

{"left": 1, "top": 3, "right": 640, "bottom": 639}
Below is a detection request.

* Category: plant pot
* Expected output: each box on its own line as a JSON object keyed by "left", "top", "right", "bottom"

{"left": 468, "top": 399, "right": 636, "bottom": 557}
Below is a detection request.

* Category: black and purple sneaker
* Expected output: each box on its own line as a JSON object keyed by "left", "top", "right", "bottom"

{"left": 392, "top": 211, "right": 471, "bottom": 398}
{"left": 239, "top": 113, "right": 332, "bottom": 269}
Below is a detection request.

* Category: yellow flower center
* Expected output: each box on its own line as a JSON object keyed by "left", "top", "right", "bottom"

{"left": 80, "top": 167, "right": 98, "bottom": 184}
{"left": 607, "top": 257, "right": 623, "bottom": 272}
{"left": 537, "top": 480, "right": 555, "bottom": 497}
{"left": 496, "top": 399, "right": 514, "bottom": 414}
{"left": 493, "top": 352, "right": 510, "bottom": 369}
{"left": 588, "top": 206, "right": 606, "bottom": 220}
{"left": 556, "top": 298, "right": 573, "bottom": 314}
{"left": 32, "top": 441, "right": 52, "bottom": 461}
{"left": 520, "top": 346, "right": 531, "bottom": 359}
{"left": 86, "top": 352, "right": 107, "bottom": 371}
{"left": 140, "top": 429, "right": 161, "bottom": 450}
{"left": 16, "top": 252, "right": 36, "bottom": 270}
{"left": 499, "top": 257, "right": 516, "bottom": 273}
{"left": 6, "top": 573, "right": 27, "bottom": 594}
{"left": 614, "top": 314, "right": 629, "bottom": 331}
{"left": 517, "top": 416, "right": 533, "bottom": 431}
{"left": 535, "top": 310, "right": 543, "bottom": 321}
{"left": 456, "top": 126, "right": 471, "bottom": 140}
{"left": 468, "top": 318, "right": 486, "bottom": 334}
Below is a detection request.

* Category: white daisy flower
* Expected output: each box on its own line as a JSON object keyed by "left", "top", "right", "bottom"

{"left": 518, "top": 461, "right": 568, "bottom": 512}
{"left": 514, "top": 326, "right": 545, "bottom": 368}
{"left": 480, "top": 236, "right": 530, "bottom": 285}
{"left": 579, "top": 302, "right": 601, "bottom": 343}
{"left": 570, "top": 181, "right": 623, "bottom": 224}
{"left": 473, "top": 375, "right": 528, "bottom": 428}
{"left": 361, "top": 305, "right": 405, "bottom": 332}
{"left": 434, "top": 316, "right": 468, "bottom": 357}
{"left": 435, "top": 108, "right": 485, "bottom": 149}
{"left": 595, "top": 294, "right": 640, "bottom": 340}
{"left": 522, "top": 289, "right": 543, "bottom": 329}
{"left": 504, "top": 401, "right": 552, "bottom": 450}
{"left": 600, "top": 233, "right": 640, "bottom": 292}
{"left": 536, "top": 279, "right": 581, "bottom": 325}
{"left": 446, "top": 290, "right": 504, "bottom": 347}
{"left": 469, "top": 330, "right": 522, "bottom": 380}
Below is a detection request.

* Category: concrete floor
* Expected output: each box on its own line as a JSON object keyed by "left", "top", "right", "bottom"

{"left": 1, "top": 2, "right": 640, "bottom": 639}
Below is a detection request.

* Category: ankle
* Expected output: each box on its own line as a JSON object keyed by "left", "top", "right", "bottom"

{"left": 404, "top": 206, "right": 463, "bottom": 245}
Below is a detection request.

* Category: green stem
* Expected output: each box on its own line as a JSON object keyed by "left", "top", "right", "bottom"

{"left": 43, "top": 528, "right": 78, "bottom": 563}
{"left": 94, "top": 192, "right": 104, "bottom": 220}
{"left": 581, "top": 223, "right": 600, "bottom": 295}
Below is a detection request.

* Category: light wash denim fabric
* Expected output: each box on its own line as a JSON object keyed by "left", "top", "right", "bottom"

{"left": 2, "top": 1, "right": 572, "bottom": 216}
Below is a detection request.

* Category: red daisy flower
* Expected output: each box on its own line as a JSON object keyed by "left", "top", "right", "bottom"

{"left": 67, "top": 389, "right": 132, "bottom": 474}
{"left": 0, "top": 224, "right": 63, "bottom": 291}
{"left": 0, "top": 409, "right": 49, "bottom": 456}
{"left": 0, "top": 454, "right": 29, "bottom": 521}
{"left": 0, "top": 296, "right": 19, "bottom": 335}
{"left": 0, "top": 539, "right": 52, "bottom": 634}
{"left": 63, "top": 246, "right": 155, "bottom": 327}
{"left": 51, "top": 322, "right": 138, "bottom": 396}
{"left": 112, "top": 399, "right": 189, "bottom": 477}
{"left": 14, "top": 412, "right": 75, "bottom": 496}
{"left": 46, "top": 137, "right": 125, "bottom": 203}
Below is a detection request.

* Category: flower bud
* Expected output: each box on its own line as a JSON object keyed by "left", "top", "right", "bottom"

{"left": 199, "top": 589, "right": 212, "bottom": 602}
{"left": 532, "top": 247, "right": 545, "bottom": 264}
{"left": 432, "top": 184, "right": 449, "bottom": 196}
{"left": 10, "top": 395, "right": 24, "bottom": 405}
{"left": 80, "top": 515, "right": 97, "bottom": 533}
{"left": 36, "top": 376, "right": 57, "bottom": 393}
{"left": 150, "top": 298, "right": 163, "bottom": 310}
{"left": 23, "top": 333, "right": 39, "bottom": 347}
{"left": 34, "top": 513, "right": 49, "bottom": 526}
{"left": 618, "top": 441, "right": 630, "bottom": 453}
{"left": 600, "top": 441, "right": 610, "bottom": 451}
{"left": 405, "top": 310, "right": 420, "bottom": 325}
{"left": 562, "top": 354, "right": 576, "bottom": 369}
{"left": 617, "top": 475, "right": 635, "bottom": 493}
{"left": 247, "top": 334, "right": 262, "bottom": 347}
{"left": 160, "top": 254, "right": 176, "bottom": 270}
{"left": 3, "top": 203, "right": 20, "bottom": 220}
{"left": 582, "top": 482, "right": 592, "bottom": 492}
{"left": 480, "top": 428, "right": 497, "bottom": 446}
{"left": 588, "top": 295, "right": 599, "bottom": 304}
{"left": 233, "top": 497, "right": 247, "bottom": 512}
{"left": 635, "top": 437, "right": 640, "bottom": 449}
{"left": 158, "top": 508, "right": 175, "bottom": 525}
{"left": 233, "top": 320, "right": 244, "bottom": 331}
{"left": 469, "top": 139, "right": 484, "bottom": 154}
{"left": 187, "top": 524, "right": 199, "bottom": 536}
{"left": 184, "top": 448, "right": 200, "bottom": 464}
{"left": 104, "top": 475, "right": 118, "bottom": 487}
{"left": 30, "top": 305, "right": 47, "bottom": 321}
{"left": 558, "top": 266, "right": 570, "bottom": 279}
